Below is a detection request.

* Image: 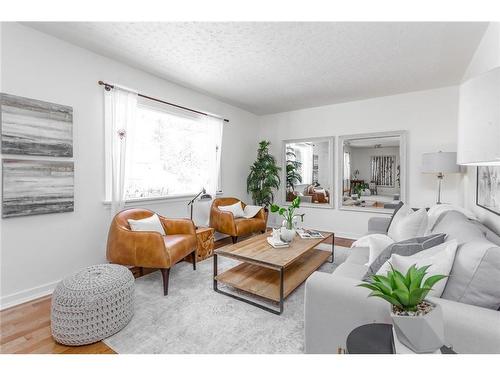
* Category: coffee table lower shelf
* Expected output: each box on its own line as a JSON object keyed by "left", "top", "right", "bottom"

{"left": 214, "top": 248, "right": 330, "bottom": 314}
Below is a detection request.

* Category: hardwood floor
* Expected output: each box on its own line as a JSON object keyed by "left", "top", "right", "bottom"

{"left": 0, "top": 235, "right": 353, "bottom": 354}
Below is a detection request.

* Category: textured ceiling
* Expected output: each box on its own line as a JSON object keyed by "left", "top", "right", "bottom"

{"left": 26, "top": 22, "right": 487, "bottom": 115}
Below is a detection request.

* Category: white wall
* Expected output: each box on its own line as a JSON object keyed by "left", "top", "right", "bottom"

{"left": 461, "top": 22, "right": 500, "bottom": 234}
{"left": 258, "top": 86, "right": 462, "bottom": 238}
{"left": 0, "top": 23, "right": 259, "bottom": 308}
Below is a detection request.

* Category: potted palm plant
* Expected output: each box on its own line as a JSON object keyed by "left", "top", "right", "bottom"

{"left": 358, "top": 264, "right": 447, "bottom": 353}
{"left": 270, "top": 197, "right": 303, "bottom": 242}
{"left": 247, "top": 141, "right": 281, "bottom": 209}
{"left": 285, "top": 146, "right": 302, "bottom": 201}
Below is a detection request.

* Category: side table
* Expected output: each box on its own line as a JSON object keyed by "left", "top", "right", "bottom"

{"left": 184, "top": 227, "right": 215, "bottom": 263}
{"left": 345, "top": 323, "right": 456, "bottom": 354}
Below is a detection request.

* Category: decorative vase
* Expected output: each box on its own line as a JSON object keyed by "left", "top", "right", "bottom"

{"left": 280, "top": 227, "right": 295, "bottom": 243}
{"left": 391, "top": 301, "right": 445, "bottom": 353}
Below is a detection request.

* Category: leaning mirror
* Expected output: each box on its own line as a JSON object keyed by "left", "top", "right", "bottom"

{"left": 283, "top": 137, "right": 334, "bottom": 208}
{"left": 338, "top": 131, "right": 407, "bottom": 213}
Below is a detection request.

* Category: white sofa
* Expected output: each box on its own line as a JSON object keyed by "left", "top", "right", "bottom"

{"left": 304, "top": 211, "right": 500, "bottom": 354}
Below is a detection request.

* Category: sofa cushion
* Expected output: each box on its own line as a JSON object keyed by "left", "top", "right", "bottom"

{"left": 334, "top": 263, "right": 368, "bottom": 279}
{"left": 388, "top": 205, "right": 428, "bottom": 242}
{"left": 363, "top": 233, "right": 446, "bottom": 281}
{"left": 127, "top": 213, "right": 166, "bottom": 235}
{"left": 441, "top": 239, "right": 500, "bottom": 310}
{"left": 345, "top": 246, "right": 370, "bottom": 265}
{"left": 219, "top": 201, "right": 245, "bottom": 218}
{"left": 431, "top": 211, "right": 484, "bottom": 244}
{"left": 385, "top": 201, "right": 404, "bottom": 232}
{"left": 377, "top": 240, "right": 458, "bottom": 297}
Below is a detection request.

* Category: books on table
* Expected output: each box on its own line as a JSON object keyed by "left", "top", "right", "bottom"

{"left": 296, "top": 229, "right": 324, "bottom": 239}
{"left": 266, "top": 237, "right": 289, "bottom": 248}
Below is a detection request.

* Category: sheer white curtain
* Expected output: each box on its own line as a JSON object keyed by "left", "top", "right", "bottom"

{"left": 104, "top": 86, "right": 138, "bottom": 215}
{"left": 203, "top": 115, "right": 224, "bottom": 197}
{"left": 343, "top": 151, "right": 351, "bottom": 191}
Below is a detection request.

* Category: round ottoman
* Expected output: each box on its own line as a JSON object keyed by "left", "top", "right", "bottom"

{"left": 51, "top": 264, "right": 134, "bottom": 346}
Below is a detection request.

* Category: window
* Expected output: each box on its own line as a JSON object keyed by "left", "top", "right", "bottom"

{"left": 106, "top": 98, "right": 223, "bottom": 201}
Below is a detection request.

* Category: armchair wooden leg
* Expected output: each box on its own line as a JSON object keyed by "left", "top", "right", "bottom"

{"left": 191, "top": 249, "right": 196, "bottom": 270}
{"left": 231, "top": 236, "right": 238, "bottom": 244}
{"left": 160, "top": 268, "right": 170, "bottom": 296}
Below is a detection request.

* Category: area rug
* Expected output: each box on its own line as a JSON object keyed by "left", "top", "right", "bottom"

{"left": 103, "top": 244, "right": 349, "bottom": 354}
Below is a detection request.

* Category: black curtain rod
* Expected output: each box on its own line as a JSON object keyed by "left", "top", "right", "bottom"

{"left": 98, "top": 81, "right": 229, "bottom": 123}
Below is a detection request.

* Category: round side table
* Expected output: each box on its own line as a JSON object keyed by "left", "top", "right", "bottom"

{"left": 346, "top": 323, "right": 456, "bottom": 354}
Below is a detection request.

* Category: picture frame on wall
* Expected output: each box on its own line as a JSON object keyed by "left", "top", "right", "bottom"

{"left": 476, "top": 166, "right": 500, "bottom": 216}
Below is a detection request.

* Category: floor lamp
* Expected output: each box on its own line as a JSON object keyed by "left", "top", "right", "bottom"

{"left": 421, "top": 151, "right": 460, "bottom": 204}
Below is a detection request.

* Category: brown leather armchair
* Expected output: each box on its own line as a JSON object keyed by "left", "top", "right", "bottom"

{"left": 106, "top": 208, "right": 197, "bottom": 296}
{"left": 209, "top": 197, "right": 267, "bottom": 243}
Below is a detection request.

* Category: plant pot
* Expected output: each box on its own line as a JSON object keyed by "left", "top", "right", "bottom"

{"left": 391, "top": 301, "right": 445, "bottom": 353}
{"left": 280, "top": 227, "right": 295, "bottom": 243}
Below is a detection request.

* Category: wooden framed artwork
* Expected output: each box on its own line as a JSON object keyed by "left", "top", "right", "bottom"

{"left": 477, "top": 166, "right": 500, "bottom": 216}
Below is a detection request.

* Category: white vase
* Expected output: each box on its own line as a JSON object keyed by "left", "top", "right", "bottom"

{"left": 280, "top": 227, "right": 295, "bottom": 243}
{"left": 391, "top": 302, "right": 445, "bottom": 353}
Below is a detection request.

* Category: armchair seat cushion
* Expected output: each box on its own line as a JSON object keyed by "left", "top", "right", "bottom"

{"left": 234, "top": 217, "right": 266, "bottom": 236}
{"left": 163, "top": 234, "right": 197, "bottom": 264}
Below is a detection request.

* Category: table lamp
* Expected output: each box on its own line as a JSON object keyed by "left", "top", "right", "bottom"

{"left": 421, "top": 151, "right": 460, "bottom": 204}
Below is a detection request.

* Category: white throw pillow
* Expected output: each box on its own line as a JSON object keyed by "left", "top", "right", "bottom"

{"left": 377, "top": 240, "right": 458, "bottom": 297}
{"left": 128, "top": 214, "right": 166, "bottom": 235}
{"left": 219, "top": 201, "right": 245, "bottom": 218}
{"left": 351, "top": 234, "right": 394, "bottom": 266}
{"left": 387, "top": 204, "right": 428, "bottom": 242}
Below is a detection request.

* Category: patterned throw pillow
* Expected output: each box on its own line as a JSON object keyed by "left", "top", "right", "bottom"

{"left": 363, "top": 233, "right": 447, "bottom": 281}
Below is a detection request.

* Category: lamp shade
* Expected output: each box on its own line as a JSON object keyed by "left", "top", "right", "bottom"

{"left": 457, "top": 67, "right": 500, "bottom": 166}
{"left": 421, "top": 152, "right": 459, "bottom": 174}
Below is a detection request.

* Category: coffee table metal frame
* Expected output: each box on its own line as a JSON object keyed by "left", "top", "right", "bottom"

{"left": 213, "top": 232, "right": 334, "bottom": 315}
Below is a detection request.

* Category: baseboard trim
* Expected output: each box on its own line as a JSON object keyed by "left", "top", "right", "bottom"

{"left": 0, "top": 279, "right": 60, "bottom": 311}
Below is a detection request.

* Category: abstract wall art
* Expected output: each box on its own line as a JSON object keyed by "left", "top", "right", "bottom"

{"left": 1, "top": 93, "right": 73, "bottom": 157}
{"left": 2, "top": 159, "right": 74, "bottom": 218}
{"left": 477, "top": 166, "right": 500, "bottom": 216}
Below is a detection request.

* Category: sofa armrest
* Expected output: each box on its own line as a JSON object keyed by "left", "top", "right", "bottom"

{"left": 304, "top": 272, "right": 390, "bottom": 353}
{"left": 161, "top": 217, "right": 196, "bottom": 235}
{"left": 428, "top": 297, "right": 500, "bottom": 354}
{"left": 367, "top": 216, "right": 391, "bottom": 234}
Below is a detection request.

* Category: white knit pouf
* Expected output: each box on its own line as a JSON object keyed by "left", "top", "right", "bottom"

{"left": 51, "top": 264, "right": 134, "bottom": 346}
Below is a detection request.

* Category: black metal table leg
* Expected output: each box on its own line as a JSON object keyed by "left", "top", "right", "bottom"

{"left": 330, "top": 233, "right": 335, "bottom": 263}
{"left": 213, "top": 253, "right": 218, "bottom": 291}
{"left": 213, "top": 255, "right": 285, "bottom": 315}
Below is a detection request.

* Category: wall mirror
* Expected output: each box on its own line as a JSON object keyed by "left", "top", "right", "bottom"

{"left": 338, "top": 131, "right": 407, "bottom": 213}
{"left": 282, "top": 137, "right": 334, "bottom": 208}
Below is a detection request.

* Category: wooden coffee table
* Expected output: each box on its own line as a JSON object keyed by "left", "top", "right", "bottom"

{"left": 213, "top": 231, "right": 334, "bottom": 315}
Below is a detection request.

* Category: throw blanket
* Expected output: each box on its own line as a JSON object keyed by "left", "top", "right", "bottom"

{"left": 243, "top": 205, "right": 263, "bottom": 219}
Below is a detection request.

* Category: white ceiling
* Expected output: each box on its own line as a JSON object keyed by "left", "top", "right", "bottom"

{"left": 26, "top": 22, "right": 487, "bottom": 115}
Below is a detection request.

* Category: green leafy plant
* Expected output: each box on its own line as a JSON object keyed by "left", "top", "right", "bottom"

{"left": 270, "top": 197, "right": 304, "bottom": 230}
{"left": 358, "top": 264, "right": 447, "bottom": 312}
{"left": 352, "top": 182, "right": 369, "bottom": 198}
{"left": 286, "top": 146, "right": 302, "bottom": 191}
{"left": 247, "top": 140, "right": 281, "bottom": 208}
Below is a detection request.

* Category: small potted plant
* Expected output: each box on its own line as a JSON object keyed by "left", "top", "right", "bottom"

{"left": 352, "top": 182, "right": 368, "bottom": 199}
{"left": 358, "top": 264, "right": 447, "bottom": 353}
{"left": 270, "top": 197, "right": 303, "bottom": 243}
